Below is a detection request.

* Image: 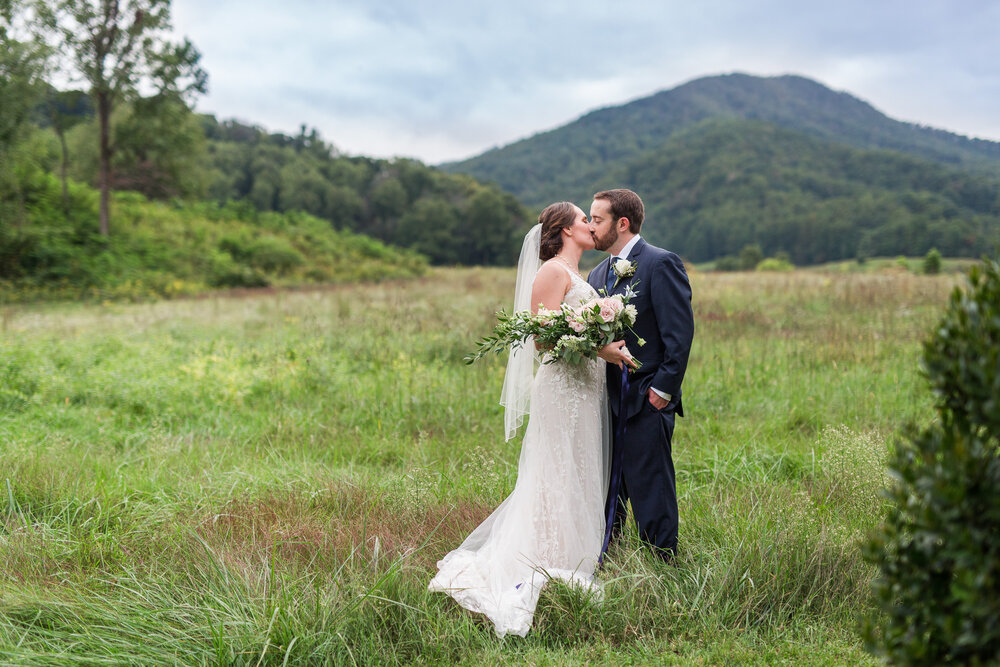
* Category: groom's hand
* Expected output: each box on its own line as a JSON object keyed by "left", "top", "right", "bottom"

{"left": 647, "top": 388, "right": 669, "bottom": 410}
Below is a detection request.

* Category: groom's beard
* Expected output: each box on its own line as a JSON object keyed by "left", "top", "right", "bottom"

{"left": 592, "top": 227, "right": 618, "bottom": 252}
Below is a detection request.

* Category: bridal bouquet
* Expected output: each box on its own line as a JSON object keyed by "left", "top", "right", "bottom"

{"left": 466, "top": 286, "right": 642, "bottom": 367}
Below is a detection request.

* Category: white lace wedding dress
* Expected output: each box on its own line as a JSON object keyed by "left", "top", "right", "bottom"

{"left": 429, "top": 268, "right": 610, "bottom": 638}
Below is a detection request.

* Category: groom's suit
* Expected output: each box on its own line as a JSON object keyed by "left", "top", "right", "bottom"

{"left": 587, "top": 237, "right": 694, "bottom": 558}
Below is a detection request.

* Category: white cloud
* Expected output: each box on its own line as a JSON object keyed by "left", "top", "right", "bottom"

{"left": 169, "top": 0, "right": 1000, "bottom": 163}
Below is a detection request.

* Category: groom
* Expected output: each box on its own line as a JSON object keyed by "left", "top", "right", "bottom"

{"left": 587, "top": 189, "right": 694, "bottom": 562}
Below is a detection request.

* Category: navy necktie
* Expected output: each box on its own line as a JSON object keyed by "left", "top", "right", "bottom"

{"left": 604, "top": 258, "right": 618, "bottom": 294}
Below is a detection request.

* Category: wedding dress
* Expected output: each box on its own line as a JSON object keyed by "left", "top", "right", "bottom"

{"left": 429, "top": 258, "right": 610, "bottom": 638}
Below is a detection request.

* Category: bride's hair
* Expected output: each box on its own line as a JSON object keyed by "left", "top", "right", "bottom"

{"left": 538, "top": 202, "right": 577, "bottom": 261}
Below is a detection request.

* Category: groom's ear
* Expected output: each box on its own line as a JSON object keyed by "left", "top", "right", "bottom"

{"left": 617, "top": 217, "right": 630, "bottom": 232}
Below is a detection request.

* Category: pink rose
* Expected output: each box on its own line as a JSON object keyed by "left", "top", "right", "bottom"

{"left": 599, "top": 305, "right": 615, "bottom": 322}
{"left": 568, "top": 319, "right": 587, "bottom": 333}
{"left": 536, "top": 308, "right": 555, "bottom": 326}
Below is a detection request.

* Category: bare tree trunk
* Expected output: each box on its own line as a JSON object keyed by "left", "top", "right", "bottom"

{"left": 57, "top": 128, "right": 70, "bottom": 214}
{"left": 47, "top": 104, "right": 72, "bottom": 214}
{"left": 97, "top": 90, "right": 111, "bottom": 236}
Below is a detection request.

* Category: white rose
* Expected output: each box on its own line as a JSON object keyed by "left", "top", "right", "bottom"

{"left": 613, "top": 258, "right": 633, "bottom": 276}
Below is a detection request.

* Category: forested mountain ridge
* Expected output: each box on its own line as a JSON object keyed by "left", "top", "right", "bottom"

{"left": 444, "top": 73, "right": 1000, "bottom": 263}
{"left": 613, "top": 118, "right": 1000, "bottom": 264}
{"left": 445, "top": 73, "right": 1000, "bottom": 208}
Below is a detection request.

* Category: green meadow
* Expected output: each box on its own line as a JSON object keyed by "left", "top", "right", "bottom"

{"left": 0, "top": 267, "right": 958, "bottom": 665}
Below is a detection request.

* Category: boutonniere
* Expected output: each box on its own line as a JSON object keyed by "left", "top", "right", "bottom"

{"left": 612, "top": 258, "right": 637, "bottom": 289}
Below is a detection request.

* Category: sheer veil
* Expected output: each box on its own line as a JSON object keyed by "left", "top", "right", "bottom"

{"left": 499, "top": 223, "right": 542, "bottom": 441}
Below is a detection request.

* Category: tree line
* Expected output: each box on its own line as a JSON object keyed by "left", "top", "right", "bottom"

{"left": 7, "top": 2, "right": 999, "bottom": 273}
{"left": 197, "top": 117, "right": 529, "bottom": 265}
{"left": 1, "top": 0, "right": 531, "bottom": 272}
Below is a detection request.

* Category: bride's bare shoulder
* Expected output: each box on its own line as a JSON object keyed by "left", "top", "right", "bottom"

{"left": 530, "top": 260, "right": 572, "bottom": 310}
{"left": 534, "top": 259, "right": 572, "bottom": 284}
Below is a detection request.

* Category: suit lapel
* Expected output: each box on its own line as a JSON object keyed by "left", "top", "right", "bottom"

{"left": 604, "top": 239, "right": 647, "bottom": 294}
{"left": 614, "top": 238, "right": 646, "bottom": 293}
{"left": 626, "top": 238, "right": 647, "bottom": 263}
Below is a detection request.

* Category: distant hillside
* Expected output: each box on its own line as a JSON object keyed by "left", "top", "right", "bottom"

{"left": 444, "top": 73, "right": 1000, "bottom": 262}
{"left": 19, "top": 98, "right": 532, "bottom": 268}
{"left": 198, "top": 117, "right": 532, "bottom": 266}
{"left": 613, "top": 118, "right": 1000, "bottom": 264}
{"left": 0, "top": 172, "right": 426, "bottom": 303}
{"left": 445, "top": 73, "right": 1000, "bottom": 208}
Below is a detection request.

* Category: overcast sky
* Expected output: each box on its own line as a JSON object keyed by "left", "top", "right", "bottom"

{"left": 170, "top": 1, "right": 1000, "bottom": 164}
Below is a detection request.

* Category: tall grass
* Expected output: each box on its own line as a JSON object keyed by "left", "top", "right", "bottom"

{"left": 0, "top": 267, "right": 958, "bottom": 664}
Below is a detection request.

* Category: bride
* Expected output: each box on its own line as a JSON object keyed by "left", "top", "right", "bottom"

{"left": 429, "top": 202, "right": 634, "bottom": 637}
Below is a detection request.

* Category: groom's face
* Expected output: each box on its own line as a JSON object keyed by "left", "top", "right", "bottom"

{"left": 590, "top": 198, "right": 618, "bottom": 252}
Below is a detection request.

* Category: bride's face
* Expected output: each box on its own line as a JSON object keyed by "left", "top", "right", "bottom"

{"left": 565, "top": 206, "right": 595, "bottom": 251}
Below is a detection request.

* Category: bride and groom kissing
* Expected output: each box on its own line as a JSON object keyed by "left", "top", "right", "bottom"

{"left": 429, "top": 189, "right": 695, "bottom": 637}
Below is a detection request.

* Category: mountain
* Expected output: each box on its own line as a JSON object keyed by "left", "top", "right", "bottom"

{"left": 445, "top": 73, "right": 1000, "bottom": 207}
{"left": 607, "top": 118, "right": 1000, "bottom": 263}
{"left": 443, "top": 73, "right": 1000, "bottom": 263}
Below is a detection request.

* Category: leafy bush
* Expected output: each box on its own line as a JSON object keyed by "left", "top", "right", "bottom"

{"left": 219, "top": 231, "right": 304, "bottom": 273}
{"left": 714, "top": 255, "right": 740, "bottom": 271}
{"left": 246, "top": 236, "right": 305, "bottom": 273}
{"left": 0, "top": 174, "right": 426, "bottom": 302}
{"left": 206, "top": 250, "right": 269, "bottom": 288}
{"left": 756, "top": 257, "right": 794, "bottom": 272}
{"left": 923, "top": 247, "right": 942, "bottom": 275}
{"left": 739, "top": 244, "right": 764, "bottom": 270}
{"left": 863, "top": 257, "right": 1000, "bottom": 664}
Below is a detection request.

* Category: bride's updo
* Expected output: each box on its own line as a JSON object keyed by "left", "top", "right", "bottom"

{"left": 538, "top": 201, "right": 577, "bottom": 261}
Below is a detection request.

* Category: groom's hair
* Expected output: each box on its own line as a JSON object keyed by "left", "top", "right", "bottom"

{"left": 594, "top": 189, "right": 644, "bottom": 234}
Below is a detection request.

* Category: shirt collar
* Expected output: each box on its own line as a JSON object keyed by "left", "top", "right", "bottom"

{"left": 615, "top": 234, "right": 642, "bottom": 261}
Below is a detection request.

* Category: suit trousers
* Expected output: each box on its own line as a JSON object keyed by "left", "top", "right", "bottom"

{"left": 608, "top": 400, "right": 678, "bottom": 560}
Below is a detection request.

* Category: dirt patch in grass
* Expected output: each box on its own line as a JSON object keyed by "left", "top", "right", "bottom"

{"left": 195, "top": 483, "right": 493, "bottom": 575}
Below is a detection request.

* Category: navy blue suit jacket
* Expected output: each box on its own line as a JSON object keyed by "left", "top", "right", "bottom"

{"left": 587, "top": 238, "right": 694, "bottom": 420}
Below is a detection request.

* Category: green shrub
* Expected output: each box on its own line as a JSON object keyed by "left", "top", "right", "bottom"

{"left": 219, "top": 232, "right": 304, "bottom": 274}
{"left": 739, "top": 244, "right": 764, "bottom": 271}
{"left": 923, "top": 247, "right": 942, "bottom": 275}
{"left": 714, "top": 255, "right": 740, "bottom": 271}
{"left": 207, "top": 249, "right": 269, "bottom": 288}
{"left": 245, "top": 236, "right": 305, "bottom": 273}
{"left": 863, "top": 257, "right": 1000, "bottom": 664}
{"left": 217, "top": 230, "right": 255, "bottom": 262}
{"left": 756, "top": 257, "right": 794, "bottom": 272}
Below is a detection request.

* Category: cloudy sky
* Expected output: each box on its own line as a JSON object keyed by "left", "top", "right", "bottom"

{"left": 171, "top": 0, "right": 1000, "bottom": 164}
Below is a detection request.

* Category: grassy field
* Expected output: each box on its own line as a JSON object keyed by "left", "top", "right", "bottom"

{"left": 0, "top": 266, "right": 960, "bottom": 664}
